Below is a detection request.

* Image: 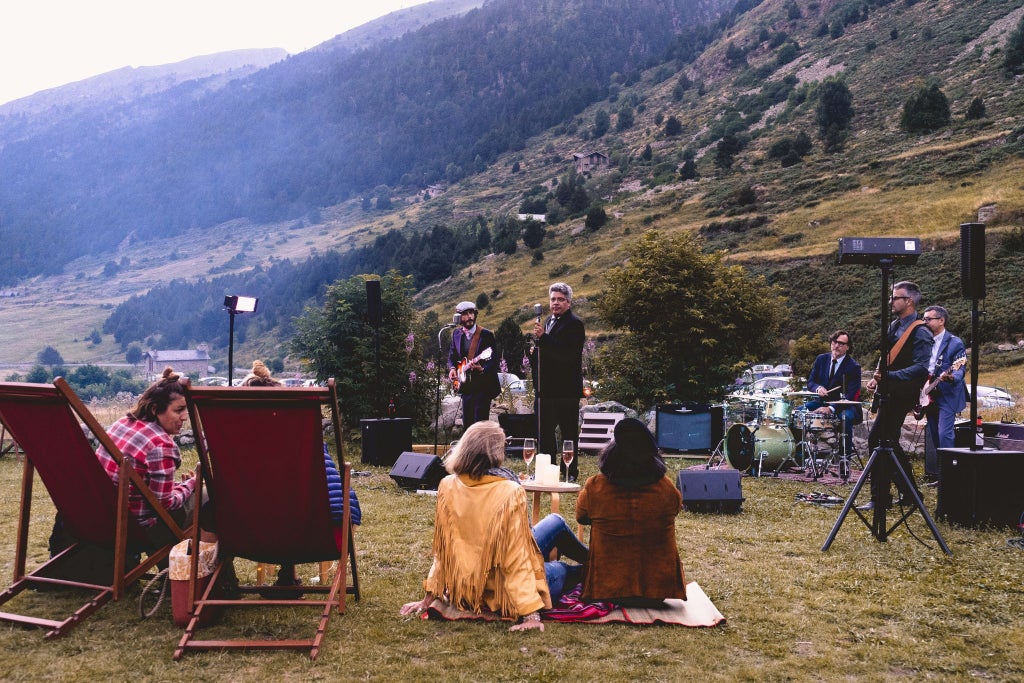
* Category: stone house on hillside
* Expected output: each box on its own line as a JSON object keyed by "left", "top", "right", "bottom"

{"left": 144, "top": 345, "right": 211, "bottom": 378}
{"left": 573, "top": 151, "right": 609, "bottom": 174}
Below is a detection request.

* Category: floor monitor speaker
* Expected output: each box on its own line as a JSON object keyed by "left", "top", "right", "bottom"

{"left": 676, "top": 469, "right": 743, "bottom": 513}
{"left": 390, "top": 451, "right": 446, "bottom": 491}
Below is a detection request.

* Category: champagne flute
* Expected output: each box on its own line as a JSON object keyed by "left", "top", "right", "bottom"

{"left": 562, "top": 440, "right": 575, "bottom": 482}
{"left": 522, "top": 439, "right": 536, "bottom": 479}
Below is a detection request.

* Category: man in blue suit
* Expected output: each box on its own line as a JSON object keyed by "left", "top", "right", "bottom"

{"left": 805, "top": 329, "right": 862, "bottom": 457}
{"left": 921, "top": 305, "right": 967, "bottom": 450}
{"left": 448, "top": 301, "right": 500, "bottom": 429}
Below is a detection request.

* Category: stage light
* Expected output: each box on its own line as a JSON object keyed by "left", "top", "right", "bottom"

{"left": 224, "top": 295, "right": 259, "bottom": 385}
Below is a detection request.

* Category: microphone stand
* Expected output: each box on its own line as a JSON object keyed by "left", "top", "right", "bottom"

{"left": 433, "top": 324, "right": 456, "bottom": 457}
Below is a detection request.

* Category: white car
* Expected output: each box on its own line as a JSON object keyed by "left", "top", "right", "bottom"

{"left": 974, "top": 385, "right": 1016, "bottom": 408}
{"left": 497, "top": 372, "right": 528, "bottom": 394}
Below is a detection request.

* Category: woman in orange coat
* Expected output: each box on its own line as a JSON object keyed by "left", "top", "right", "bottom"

{"left": 576, "top": 418, "right": 686, "bottom": 606}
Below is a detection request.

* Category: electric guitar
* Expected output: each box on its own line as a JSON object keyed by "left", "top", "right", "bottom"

{"left": 913, "top": 355, "right": 967, "bottom": 420}
{"left": 453, "top": 347, "right": 493, "bottom": 391}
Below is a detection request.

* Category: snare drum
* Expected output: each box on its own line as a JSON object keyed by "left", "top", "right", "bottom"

{"left": 799, "top": 410, "right": 839, "bottom": 432}
{"left": 725, "top": 423, "right": 797, "bottom": 473}
{"left": 763, "top": 396, "right": 792, "bottom": 424}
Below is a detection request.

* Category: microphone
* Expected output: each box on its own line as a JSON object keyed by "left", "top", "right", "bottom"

{"left": 534, "top": 303, "right": 542, "bottom": 323}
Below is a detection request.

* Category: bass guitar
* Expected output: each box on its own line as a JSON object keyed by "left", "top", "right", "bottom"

{"left": 454, "top": 347, "right": 493, "bottom": 391}
{"left": 913, "top": 355, "right": 967, "bottom": 420}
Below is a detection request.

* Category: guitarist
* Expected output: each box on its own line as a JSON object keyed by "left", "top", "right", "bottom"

{"left": 921, "top": 306, "right": 967, "bottom": 454}
{"left": 860, "top": 281, "right": 933, "bottom": 510}
{"left": 448, "top": 301, "right": 500, "bottom": 428}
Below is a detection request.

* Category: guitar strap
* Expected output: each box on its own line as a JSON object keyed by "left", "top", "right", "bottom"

{"left": 887, "top": 319, "right": 926, "bottom": 366}
{"left": 467, "top": 328, "right": 483, "bottom": 364}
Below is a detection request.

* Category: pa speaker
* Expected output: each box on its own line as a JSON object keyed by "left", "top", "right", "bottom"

{"left": 365, "top": 279, "right": 382, "bottom": 327}
{"left": 390, "top": 451, "right": 446, "bottom": 491}
{"left": 937, "top": 447, "right": 1024, "bottom": 527}
{"left": 360, "top": 418, "right": 412, "bottom": 466}
{"left": 677, "top": 469, "right": 744, "bottom": 513}
{"left": 960, "top": 222, "right": 985, "bottom": 299}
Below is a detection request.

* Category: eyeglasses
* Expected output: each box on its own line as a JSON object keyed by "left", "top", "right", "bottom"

{"left": 922, "top": 316, "right": 941, "bottom": 322}
{"left": 831, "top": 340, "right": 849, "bottom": 346}
{"left": 889, "top": 295, "right": 911, "bottom": 302}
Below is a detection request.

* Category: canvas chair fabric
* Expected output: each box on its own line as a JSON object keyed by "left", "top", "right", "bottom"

{"left": 0, "top": 378, "right": 188, "bottom": 638}
{"left": 174, "top": 379, "right": 359, "bottom": 661}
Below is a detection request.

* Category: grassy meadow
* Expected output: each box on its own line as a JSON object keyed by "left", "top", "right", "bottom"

{"left": 1, "top": 422, "right": 1023, "bottom": 682}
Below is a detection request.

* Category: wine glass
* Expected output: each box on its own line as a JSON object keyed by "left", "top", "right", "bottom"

{"left": 562, "top": 440, "right": 575, "bottom": 482}
{"left": 522, "top": 438, "right": 536, "bottom": 479}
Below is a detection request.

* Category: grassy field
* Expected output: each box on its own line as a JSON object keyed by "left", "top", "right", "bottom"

{"left": 1, "top": 433, "right": 1022, "bottom": 682}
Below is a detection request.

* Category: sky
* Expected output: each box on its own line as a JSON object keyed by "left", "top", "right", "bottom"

{"left": 0, "top": 0, "right": 433, "bottom": 106}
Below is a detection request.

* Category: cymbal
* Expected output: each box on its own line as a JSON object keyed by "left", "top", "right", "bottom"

{"left": 787, "top": 391, "right": 819, "bottom": 398}
{"left": 827, "top": 399, "right": 862, "bottom": 407}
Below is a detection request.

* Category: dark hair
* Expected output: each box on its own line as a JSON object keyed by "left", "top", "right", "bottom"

{"left": 829, "top": 329, "right": 853, "bottom": 352}
{"left": 129, "top": 367, "right": 186, "bottom": 421}
{"left": 894, "top": 280, "right": 922, "bottom": 308}
{"left": 923, "top": 305, "right": 948, "bottom": 324}
{"left": 597, "top": 418, "right": 666, "bottom": 488}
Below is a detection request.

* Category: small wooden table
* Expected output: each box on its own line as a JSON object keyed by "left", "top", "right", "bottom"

{"left": 520, "top": 479, "right": 585, "bottom": 532}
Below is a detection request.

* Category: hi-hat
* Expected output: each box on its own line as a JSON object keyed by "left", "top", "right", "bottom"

{"left": 828, "top": 399, "right": 862, "bottom": 407}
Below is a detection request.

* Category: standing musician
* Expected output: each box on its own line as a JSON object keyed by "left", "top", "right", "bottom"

{"left": 805, "top": 330, "right": 862, "bottom": 456}
{"left": 920, "top": 305, "right": 967, "bottom": 450}
{"left": 861, "top": 281, "right": 933, "bottom": 510}
{"left": 531, "top": 282, "right": 586, "bottom": 482}
{"left": 447, "top": 301, "right": 500, "bottom": 429}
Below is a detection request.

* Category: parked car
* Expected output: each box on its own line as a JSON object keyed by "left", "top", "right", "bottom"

{"left": 497, "top": 372, "right": 528, "bottom": 394}
{"left": 196, "top": 376, "right": 229, "bottom": 386}
{"left": 281, "top": 378, "right": 306, "bottom": 387}
{"left": 735, "top": 364, "right": 784, "bottom": 387}
{"left": 974, "top": 385, "right": 1016, "bottom": 409}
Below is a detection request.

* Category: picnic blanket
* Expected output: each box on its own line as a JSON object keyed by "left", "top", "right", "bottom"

{"left": 422, "top": 581, "right": 725, "bottom": 627}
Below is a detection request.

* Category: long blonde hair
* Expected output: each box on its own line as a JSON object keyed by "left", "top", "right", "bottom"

{"left": 241, "top": 360, "right": 281, "bottom": 387}
{"left": 446, "top": 421, "right": 506, "bottom": 478}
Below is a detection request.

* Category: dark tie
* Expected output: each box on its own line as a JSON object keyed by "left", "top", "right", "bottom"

{"left": 828, "top": 359, "right": 837, "bottom": 385}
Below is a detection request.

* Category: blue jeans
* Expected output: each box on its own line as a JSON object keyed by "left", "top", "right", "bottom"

{"left": 532, "top": 514, "right": 588, "bottom": 601}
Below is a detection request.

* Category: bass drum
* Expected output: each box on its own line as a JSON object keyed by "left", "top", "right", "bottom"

{"left": 725, "top": 423, "right": 797, "bottom": 473}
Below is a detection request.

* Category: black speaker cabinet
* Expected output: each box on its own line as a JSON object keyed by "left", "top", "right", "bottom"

{"left": 960, "top": 222, "right": 985, "bottom": 299}
{"left": 365, "top": 279, "right": 382, "bottom": 327}
{"left": 360, "top": 418, "right": 412, "bottom": 466}
{"left": 677, "top": 469, "right": 744, "bottom": 513}
{"left": 937, "top": 447, "right": 1024, "bottom": 527}
{"left": 923, "top": 419, "right": 973, "bottom": 478}
{"left": 390, "top": 451, "right": 446, "bottom": 491}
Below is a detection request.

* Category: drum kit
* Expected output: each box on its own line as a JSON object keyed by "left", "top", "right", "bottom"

{"left": 719, "top": 390, "right": 861, "bottom": 479}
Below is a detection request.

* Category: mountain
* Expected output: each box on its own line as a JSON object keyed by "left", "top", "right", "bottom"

{"left": 0, "top": 49, "right": 287, "bottom": 123}
{"left": 0, "top": 0, "right": 735, "bottom": 285}
{"left": 3, "top": 0, "right": 1024, "bottom": 369}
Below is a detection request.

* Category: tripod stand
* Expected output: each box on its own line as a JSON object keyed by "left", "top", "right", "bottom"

{"left": 822, "top": 259, "right": 951, "bottom": 553}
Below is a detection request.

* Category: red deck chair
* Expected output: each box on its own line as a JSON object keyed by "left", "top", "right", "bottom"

{"left": 174, "top": 379, "right": 359, "bottom": 661}
{"left": 0, "top": 378, "right": 189, "bottom": 638}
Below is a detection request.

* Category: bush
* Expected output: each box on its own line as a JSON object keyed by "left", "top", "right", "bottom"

{"left": 900, "top": 82, "right": 951, "bottom": 134}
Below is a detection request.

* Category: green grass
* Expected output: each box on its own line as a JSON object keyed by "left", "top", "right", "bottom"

{"left": 1, "top": 444, "right": 1022, "bottom": 681}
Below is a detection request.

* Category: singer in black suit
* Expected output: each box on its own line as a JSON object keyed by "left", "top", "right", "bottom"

{"left": 804, "top": 330, "right": 863, "bottom": 455}
{"left": 531, "top": 282, "right": 586, "bottom": 481}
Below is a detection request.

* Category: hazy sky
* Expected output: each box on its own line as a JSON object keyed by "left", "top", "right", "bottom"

{"left": 0, "top": 0, "right": 432, "bottom": 105}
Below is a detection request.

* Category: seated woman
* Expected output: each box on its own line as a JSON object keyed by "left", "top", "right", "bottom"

{"left": 576, "top": 418, "right": 686, "bottom": 606}
{"left": 241, "top": 361, "right": 362, "bottom": 595}
{"left": 400, "top": 420, "right": 587, "bottom": 631}
{"left": 94, "top": 367, "right": 197, "bottom": 549}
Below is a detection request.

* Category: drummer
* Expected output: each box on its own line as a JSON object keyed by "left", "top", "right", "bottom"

{"left": 804, "top": 330, "right": 863, "bottom": 455}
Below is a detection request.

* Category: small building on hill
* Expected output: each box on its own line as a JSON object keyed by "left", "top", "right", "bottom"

{"left": 573, "top": 151, "right": 609, "bottom": 174}
{"left": 144, "top": 345, "right": 211, "bottom": 378}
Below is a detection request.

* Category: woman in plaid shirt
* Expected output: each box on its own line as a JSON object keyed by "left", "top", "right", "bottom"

{"left": 95, "top": 366, "right": 197, "bottom": 548}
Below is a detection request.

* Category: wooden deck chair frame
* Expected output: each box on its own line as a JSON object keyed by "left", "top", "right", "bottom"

{"left": 174, "top": 378, "right": 359, "bottom": 660}
{"left": 0, "top": 378, "right": 190, "bottom": 638}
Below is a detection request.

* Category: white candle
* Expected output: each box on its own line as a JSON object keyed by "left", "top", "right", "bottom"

{"left": 536, "top": 452, "right": 551, "bottom": 469}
